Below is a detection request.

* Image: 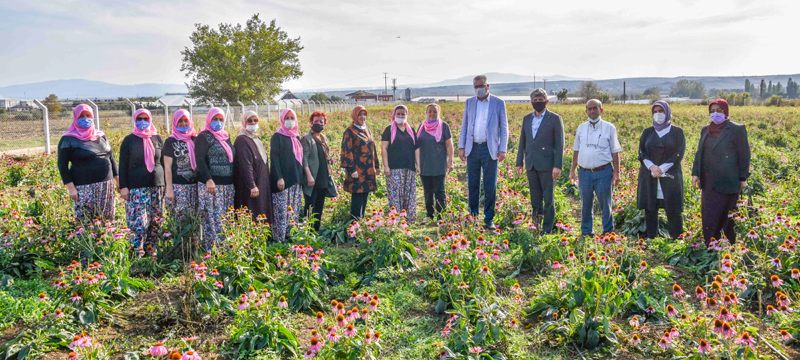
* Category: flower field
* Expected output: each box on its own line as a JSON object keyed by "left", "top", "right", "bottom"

{"left": 1, "top": 103, "right": 799, "bottom": 359}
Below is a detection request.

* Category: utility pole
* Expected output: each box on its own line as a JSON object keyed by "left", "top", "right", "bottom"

{"left": 543, "top": 79, "right": 547, "bottom": 91}
{"left": 623, "top": 81, "right": 627, "bottom": 104}
{"left": 383, "top": 72, "right": 388, "bottom": 95}
{"left": 392, "top": 78, "right": 397, "bottom": 100}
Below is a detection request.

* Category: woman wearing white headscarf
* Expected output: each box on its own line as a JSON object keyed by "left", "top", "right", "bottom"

{"left": 234, "top": 110, "right": 273, "bottom": 222}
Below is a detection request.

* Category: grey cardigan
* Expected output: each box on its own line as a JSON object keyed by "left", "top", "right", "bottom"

{"left": 301, "top": 132, "right": 338, "bottom": 197}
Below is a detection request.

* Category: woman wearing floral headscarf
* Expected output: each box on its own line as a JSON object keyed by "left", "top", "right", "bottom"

{"left": 691, "top": 98, "right": 750, "bottom": 245}
{"left": 270, "top": 108, "right": 304, "bottom": 241}
{"left": 57, "top": 104, "right": 118, "bottom": 222}
{"left": 636, "top": 100, "right": 685, "bottom": 239}
{"left": 163, "top": 109, "right": 198, "bottom": 224}
{"left": 119, "top": 108, "right": 164, "bottom": 256}
{"left": 380, "top": 104, "right": 418, "bottom": 222}
{"left": 234, "top": 110, "right": 273, "bottom": 222}
{"left": 341, "top": 105, "right": 380, "bottom": 220}
{"left": 194, "top": 107, "right": 235, "bottom": 248}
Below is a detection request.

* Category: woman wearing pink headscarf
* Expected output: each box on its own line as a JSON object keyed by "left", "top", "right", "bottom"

{"left": 194, "top": 107, "right": 235, "bottom": 249}
{"left": 380, "top": 104, "right": 418, "bottom": 222}
{"left": 57, "top": 104, "right": 118, "bottom": 222}
{"left": 163, "top": 109, "right": 198, "bottom": 223}
{"left": 270, "top": 108, "right": 304, "bottom": 242}
{"left": 416, "top": 103, "right": 454, "bottom": 221}
{"left": 118, "top": 108, "right": 165, "bottom": 257}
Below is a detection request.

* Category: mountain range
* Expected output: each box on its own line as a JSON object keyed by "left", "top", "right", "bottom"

{"left": 2, "top": 73, "right": 799, "bottom": 100}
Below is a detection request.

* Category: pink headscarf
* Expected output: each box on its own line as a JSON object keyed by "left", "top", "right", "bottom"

{"left": 204, "top": 107, "right": 233, "bottom": 162}
{"left": 132, "top": 109, "right": 158, "bottom": 173}
{"left": 418, "top": 104, "right": 443, "bottom": 142}
{"left": 389, "top": 104, "right": 414, "bottom": 145}
{"left": 169, "top": 109, "right": 197, "bottom": 170}
{"left": 63, "top": 104, "right": 104, "bottom": 141}
{"left": 276, "top": 108, "right": 303, "bottom": 164}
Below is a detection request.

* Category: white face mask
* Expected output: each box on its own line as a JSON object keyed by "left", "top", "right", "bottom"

{"left": 246, "top": 124, "right": 259, "bottom": 133}
{"left": 475, "top": 87, "right": 487, "bottom": 98}
{"left": 395, "top": 116, "right": 406, "bottom": 125}
{"left": 284, "top": 120, "right": 296, "bottom": 129}
{"left": 653, "top": 113, "right": 667, "bottom": 125}
{"left": 355, "top": 123, "right": 367, "bottom": 130}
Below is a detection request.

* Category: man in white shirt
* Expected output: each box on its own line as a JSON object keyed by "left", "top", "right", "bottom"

{"left": 568, "top": 99, "right": 622, "bottom": 236}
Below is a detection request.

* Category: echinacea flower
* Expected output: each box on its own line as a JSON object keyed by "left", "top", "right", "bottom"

{"left": 672, "top": 284, "right": 685, "bottom": 298}
{"left": 469, "top": 347, "right": 483, "bottom": 354}
{"left": 630, "top": 334, "right": 641, "bottom": 345}
{"left": 149, "top": 341, "right": 169, "bottom": 357}
{"left": 278, "top": 296, "right": 288, "bottom": 308}
{"left": 771, "top": 274, "right": 784, "bottom": 287}
{"left": 181, "top": 350, "right": 201, "bottom": 360}
{"left": 697, "top": 339, "right": 711, "bottom": 354}
{"left": 735, "top": 331, "right": 756, "bottom": 348}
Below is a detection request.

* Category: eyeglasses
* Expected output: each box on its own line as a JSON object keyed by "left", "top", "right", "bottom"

{"left": 473, "top": 84, "right": 487, "bottom": 89}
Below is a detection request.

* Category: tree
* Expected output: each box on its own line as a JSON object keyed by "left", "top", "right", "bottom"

{"left": 744, "top": 79, "right": 751, "bottom": 95}
{"left": 643, "top": 86, "right": 661, "bottom": 98}
{"left": 578, "top": 81, "right": 601, "bottom": 101}
{"left": 181, "top": 14, "right": 303, "bottom": 102}
{"left": 759, "top": 79, "right": 766, "bottom": 99}
{"left": 309, "top": 93, "right": 330, "bottom": 103}
{"left": 556, "top": 88, "right": 569, "bottom": 102}
{"left": 669, "top": 80, "right": 706, "bottom": 99}
{"left": 330, "top": 95, "right": 343, "bottom": 102}
{"left": 42, "top": 94, "right": 61, "bottom": 114}
{"left": 787, "top": 78, "right": 798, "bottom": 99}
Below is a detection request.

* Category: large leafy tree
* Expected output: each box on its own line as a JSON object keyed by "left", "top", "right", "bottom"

{"left": 181, "top": 14, "right": 303, "bottom": 102}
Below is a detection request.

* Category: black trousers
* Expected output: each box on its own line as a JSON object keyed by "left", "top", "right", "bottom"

{"left": 421, "top": 175, "right": 446, "bottom": 218}
{"left": 701, "top": 187, "right": 739, "bottom": 244}
{"left": 644, "top": 200, "right": 683, "bottom": 239}
{"left": 304, "top": 188, "right": 327, "bottom": 231}
{"left": 350, "top": 192, "right": 370, "bottom": 220}
{"left": 526, "top": 169, "right": 556, "bottom": 233}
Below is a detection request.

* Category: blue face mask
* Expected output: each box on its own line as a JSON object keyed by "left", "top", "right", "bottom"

{"left": 77, "top": 117, "right": 93, "bottom": 129}
{"left": 210, "top": 120, "right": 224, "bottom": 131}
{"left": 175, "top": 126, "right": 191, "bottom": 133}
{"left": 135, "top": 119, "right": 150, "bottom": 130}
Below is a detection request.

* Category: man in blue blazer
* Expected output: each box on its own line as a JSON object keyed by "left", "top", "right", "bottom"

{"left": 458, "top": 74, "right": 509, "bottom": 230}
{"left": 516, "top": 88, "right": 564, "bottom": 233}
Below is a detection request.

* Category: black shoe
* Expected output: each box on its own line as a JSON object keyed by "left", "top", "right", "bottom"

{"left": 484, "top": 223, "right": 496, "bottom": 230}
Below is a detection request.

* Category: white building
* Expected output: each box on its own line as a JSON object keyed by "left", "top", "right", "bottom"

{"left": 0, "top": 98, "right": 19, "bottom": 109}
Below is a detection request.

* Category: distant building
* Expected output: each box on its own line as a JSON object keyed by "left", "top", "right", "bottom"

{"left": 0, "top": 99, "right": 19, "bottom": 109}
{"left": 404, "top": 88, "right": 412, "bottom": 101}
{"left": 8, "top": 102, "right": 33, "bottom": 112}
{"left": 277, "top": 90, "right": 299, "bottom": 100}
{"left": 345, "top": 90, "right": 393, "bottom": 102}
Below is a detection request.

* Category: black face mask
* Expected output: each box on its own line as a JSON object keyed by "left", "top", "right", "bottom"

{"left": 532, "top": 101, "right": 547, "bottom": 113}
{"left": 311, "top": 123, "right": 325, "bottom": 133}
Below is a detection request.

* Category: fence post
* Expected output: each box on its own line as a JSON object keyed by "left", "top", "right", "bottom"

{"left": 86, "top": 99, "right": 100, "bottom": 130}
{"left": 251, "top": 100, "right": 259, "bottom": 115}
{"left": 222, "top": 100, "right": 231, "bottom": 129}
{"left": 124, "top": 98, "right": 136, "bottom": 127}
{"left": 157, "top": 99, "right": 169, "bottom": 132}
{"left": 236, "top": 101, "right": 245, "bottom": 122}
{"left": 184, "top": 98, "right": 193, "bottom": 116}
{"left": 32, "top": 100, "right": 51, "bottom": 155}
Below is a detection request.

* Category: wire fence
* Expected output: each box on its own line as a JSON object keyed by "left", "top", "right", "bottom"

{"left": 0, "top": 98, "right": 397, "bottom": 154}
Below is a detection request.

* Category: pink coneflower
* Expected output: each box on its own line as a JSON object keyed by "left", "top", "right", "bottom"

{"left": 509, "top": 318, "right": 519, "bottom": 328}
{"left": 672, "top": 284, "right": 686, "bottom": 298}
{"left": 629, "top": 315, "right": 640, "bottom": 327}
{"left": 327, "top": 329, "right": 341, "bottom": 343}
{"left": 69, "top": 293, "right": 82, "bottom": 303}
{"left": 458, "top": 281, "right": 469, "bottom": 290}
{"left": 450, "top": 265, "right": 461, "bottom": 275}
{"left": 344, "top": 324, "right": 357, "bottom": 337}
{"left": 181, "top": 350, "right": 201, "bottom": 360}
{"left": 309, "top": 336, "right": 322, "bottom": 353}
{"left": 718, "top": 307, "right": 735, "bottom": 321}
{"left": 697, "top": 339, "right": 711, "bottom": 354}
{"left": 552, "top": 261, "right": 563, "bottom": 270}
{"left": 336, "top": 314, "right": 347, "bottom": 327}
{"left": 277, "top": 296, "right": 288, "bottom": 308}
{"left": 666, "top": 304, "right": 678, "bottom": 318}
{"left": 469, "top": 347, "right": 483, "bottom": 354}
{"left": 68, "top": 351, "right": 78, "bottom": 360}
{"left": 766, "top": 304, "right": 778, "bottom": 315}
{"left": 721, "top": 322, "right": 736, "bottom": 339}
{"left": 746, "top": 229, "right": 758, "bottom": 239}
{"left": 639, "top": 260, "right": 648, "bottom": 271}
{"left": 735, "top": 331, "right": 756, "bottom": 348}
{"left": 480, "top": 265, "right": 491, "bottom": 275}
{"left": 237, "top": 297, "right": 250, "bottom": 310}
{"left": 695, "top": 286, "right": 707, "bottom": 300}
{"left": 780, "top": 329, "right": 792, "bottom": 341}
{"left": 657, "top": 336, "right": 670, "bottom": 349}
{"left": 213, "top": 281, "right": 223, "bottom": 289}
{"left": 315, "top": 311, "right": 324, "bottom": 324}
{"left": 96, "top": 272, "right": 107, "bottom": 280}
{"left": 69, "top": 333, "right": 93, "bottom": 348}
{"left": 37, "top": 292, "right": 49, "bottom": 301}
{"left": 792, "top": 268, "right": 800, "bottom": 279}
{"left": 149, "top": 341, "right": 169, "bottom": 357}
{"left": 629, "top": 334, "right": 641, "bottom": 346}
{"left": 771, "top": 274, "right": 784, "bottom": 287}
{"left": 720, "top": 260, "right": 733, "bottom": 273}
{"left": 771, "top": 258, "right": 782, "bottom": 269}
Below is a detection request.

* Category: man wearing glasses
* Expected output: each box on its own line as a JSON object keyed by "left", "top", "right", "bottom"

{"left": 458, "top": 74, "right": 509, "bottom": 230}
{"left": 568, "top": 99, "right": 622, "bottom": 236}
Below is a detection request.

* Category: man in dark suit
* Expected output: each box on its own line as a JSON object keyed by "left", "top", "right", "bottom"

{"left": 516, "top": 88, "right": 564, "bottom": 233}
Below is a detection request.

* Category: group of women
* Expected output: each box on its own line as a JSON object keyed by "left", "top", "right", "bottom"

{"left": 57, "top": 102, "right": 454, "bottom": 255}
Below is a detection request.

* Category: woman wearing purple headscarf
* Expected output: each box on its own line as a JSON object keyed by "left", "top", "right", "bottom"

{"left": 119, "top": 108, "right": 165, "bottom": 256}
{"left": 636, "top": 100, "right": 685, "bottom": 239}
{"left": 57, "top": 104, "right": 118, "bottom": 222}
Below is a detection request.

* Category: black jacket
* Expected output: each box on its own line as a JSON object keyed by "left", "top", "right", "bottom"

{"left": 516, "top": 110, "right": 565, "bottom": 171}
{"left": 637, "top": 126, "right": 685, "bottom": 211}
{"left": 691, "top": 121, "right": 751, "bottom": 194}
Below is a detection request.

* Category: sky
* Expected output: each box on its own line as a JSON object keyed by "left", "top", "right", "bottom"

{"left": 1, "top": 0, "right": 799, "bottom": 91}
